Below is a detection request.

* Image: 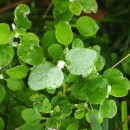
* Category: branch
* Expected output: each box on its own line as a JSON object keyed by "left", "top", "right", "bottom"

{"left": 0, "top": 0, "right": 31, "bottom": 14}
{"left": 117, "top": 115, "right": 130, "bottom": 130}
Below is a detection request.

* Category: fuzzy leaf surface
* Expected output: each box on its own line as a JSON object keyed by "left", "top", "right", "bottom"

{"left": 65, "top": 48, "right": 98, "bottom": 75}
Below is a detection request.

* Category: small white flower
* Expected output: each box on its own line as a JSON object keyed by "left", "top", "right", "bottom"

{"left": 15, "top": 32, "right": 19, "bottom": 38}
{"left": 57, "top": 60, "right": 66, "bottom": 69}
{"left": 0, "top": 74, "right": 4, "bottom": 79}
{"left": 107, "top": 85, "right": 111, "bottom": 93}
{"left": 12, "top": 23, "right": 16, "bottom": 30}
{"left": 12, "top": 42, "right": 18, "bottom": 47}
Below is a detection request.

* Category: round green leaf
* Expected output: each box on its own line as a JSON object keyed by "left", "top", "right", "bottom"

{"left": 58, "top": 100, "right": 72, "bottom": 118}
{"left": 65, "top": 48, "right": 98, "bottom": 75}
{"left": 28, "top": 63, "right": 53, "bottom": 91}
{"left": 9, "top": 105, "right": 26, "bottom": 127}
{"left": 0, "top": 84, "right": 6, "bottom": 103}
{"left": 85, "top": 109, "right": 103, "bottom": 124}
{"left": 55, "top": 21, "right": 73, "bottom": 46}
{"left": 19, "top": 123, "right": 43, "bottom": 130}
{"left": 69, "top": 1, "right": 82, "bottom": 16}
{"left": 7, "top": 77, "right": 25, "bottom": 91}
{"left": 66, "top": 122, "right": 78, "bottom": 130}
{"left": 95, "top": 55, "right": 105, "bottom": 71}
{"left": 103, "top": 68, "right": 123, "bottom": 82}
{"left": 53, "top": 8, "right": 73, "bottom": 22}
{"left": 21, "top": 108, "right": 42, "bottom": 125}
{"left": 14, "top": 4, "right": 31, "bottom": 29}
{"left": 81, "top": 78, "right": 108, "bottom": 104}
{"left": 71, "top": 80, "right": 85, "bottom": 100}
{"left": 48, "top": 44, "right": 63, "bottom": 59}
{"left": 72, "top": 78, "right": 108, "bottom": 104}
{"left": 99, "top": 99, "right": 117, "bottom": 118}
{"left": 74, "top": 110, "right": 84, "bottom": 119}
{"left": 17, "top": 33, "right": 43, "bottom": 65}
{"left": 103, "top": 68, "right": 130, "bottom": 97}
{"left": 0, "top": 45, "right": 14, "bottom": 68}
{"left": 47, "top": 67, "right": 64, "bottom": 89}
{"left": 52, "top": 0, "right": 69, "bottom": 12}
{"left": 42, "top": 30, "right": 59, "bottom": 54}
{"left": 6, "top": 65, "right": 29, "bottom": 79}
{"left": 66, "top": 73, "right": 78, "bottom": 83}
{"left": 29, "top": 63, "right": 64, "bottom": 90}
{"left": 0, "top": 23, "right": 12, "bottom": 45}
{"left": 0, "top": 117, "right": 4, "bottom": 130}
{"left": 110, "top": 78, "right": 130, "bottom": 97}
{"left": 42, "top": 98, "right": 51, "bottom": 113}
{"left": 77, "top": 0, "right": 98, "bottom": 13}
{"left": 72, "top": 38, "right": 84, "bottom": 48}
{"left": 45, "top": 117, "right": 60, "bottom": 130}
{"left": 76, "top": 16, "right": 99, "bottom": 37}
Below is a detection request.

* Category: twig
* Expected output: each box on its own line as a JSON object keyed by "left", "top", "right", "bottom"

{"left": 117, "top": 115, "right": 130, "bottom": 130}
{"left": 0, "top": 0, "right": 31, "bottom": 14}
{"left": 43, "top": 2, "right": 52, "bottom": 19}
{"left": 112, "top": 53, "right": 130, "bottom": 68}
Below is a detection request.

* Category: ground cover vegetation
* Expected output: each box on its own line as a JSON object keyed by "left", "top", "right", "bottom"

{"left": 0, "top": 0, "right": 130, "bottom": 130}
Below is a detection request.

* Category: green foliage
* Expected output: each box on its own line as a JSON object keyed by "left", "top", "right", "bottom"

{"left": 0, "top": 23, "right": 12, "bottom": 45}
{"left": 17, "top": 33, "right": 43, "bottom": 65}
{"left": 0, "top": 1, "right": 130, "bottom": 130}
{"left": 6, "top": 65, "right": 29, "bottom": 79}
{"left": 69, "top": 1, "right": 82, "bottom": 16}
{"left": 65, "top": 48, "right": 98, "bottom": 75}
{"left": 0, "top": 117, "right": 4, "bottom": 130}
{"left": 7, "top": 77, "right": 25, "bottom": 91}
{"left": 55, "top": 21, "right": 73, "bottom": 46}
{"left": 21, "top": 108, "right": 42, "bottom": 125}
{"left": 14, "top": 4, "right": 31, "bottom": 29}
{"left": 76, "top": 16, "right": 99, "bottom": 37}
{"left": 0, "top": 84, "right": 6, "bottom": 103}
{"left": 99, "top": 99, "right": 117, "bottom": 118}
{"left": 0, "top": 45, "right": 14, "bottom": 67}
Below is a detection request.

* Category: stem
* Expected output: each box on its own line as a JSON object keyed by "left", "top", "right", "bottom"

{"left": 43, "top": 2, "right": 52, "bottom": 19}
{"left": 0, "top": 0, "right": 31, "bottom": 14}
{"left": 112, "top": 53, "right": 130, "bottom": 68}
{"left": 121, "top": 101, "right": 128, "bottom": 130}
{"left": 117, "top": 115, "right": 130, "bottom": 130}
{"left": 63, "top": 84, "right": 67, "bottom": 98}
